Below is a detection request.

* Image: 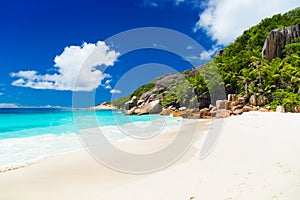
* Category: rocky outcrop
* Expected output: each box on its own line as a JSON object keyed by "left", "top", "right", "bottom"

{"left": 124, "top": 96, "right": 137, "bottom": 110}
{"left": 216, "top": 100, "right": 227, "bottom": 110}
{"left": 125, "top": 107, "right": 137, "bottom": 115}
{"left": 134, "top": 100, "right": 162, "bottom": 115}
{"left": 160, "top": 108, "right": 173, "bottom": 116}
{"left": 262, "top": 24, "right": 300, "bottom": 61}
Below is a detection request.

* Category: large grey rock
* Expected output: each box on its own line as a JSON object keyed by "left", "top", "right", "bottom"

{"left": 155, "top": 73, "right": 184, "bottom": 88}
{"left": 216, "top": 100, "right": 227, "bottom": 110}
{"left": 147, "top": 94, "right": 158, "bottom": 102}
{"left": 139, "top": 91, "right": 152, "bottom": 102}
{"left": 137, "top": 99, "right": 145, "bottom": 107}
{"left": 262, "top": 24, "right": 300, "bottom": 61}
{"left": 124, "top": 100, "right": 135, "bottom": 110}
{"left": 189, "top": 98, "right": 199, "bottom": 109}
{"left": 124, "top": 96, "right": 137, "bottom": 110}
{"left": 124, "top": 101, "right": 130, "bottom": 110}
{"left": 135, "top": 100, "right": 162, "bottom": 115}
{"left": 131, "top": 95, "right": 137, "bottom": 102}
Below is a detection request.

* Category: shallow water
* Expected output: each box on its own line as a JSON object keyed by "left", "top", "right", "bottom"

{"left": 0, "top": 108, "right": 178, "bottom": 169}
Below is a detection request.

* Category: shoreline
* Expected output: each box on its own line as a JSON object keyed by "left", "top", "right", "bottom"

{"left": 0, "top": 116, "right": 206, "bottom": 173}
{"left": 1, "top": 112, "right": 300, "bottom": 199}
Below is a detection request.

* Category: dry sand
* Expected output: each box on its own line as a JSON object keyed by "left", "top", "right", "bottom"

{"left": 0, "top": 112, "right": 300, "bottom": 200}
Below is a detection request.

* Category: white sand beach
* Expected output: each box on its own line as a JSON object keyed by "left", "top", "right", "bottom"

{"left": 0, "top": 112, "right": 300, "bottom": 200}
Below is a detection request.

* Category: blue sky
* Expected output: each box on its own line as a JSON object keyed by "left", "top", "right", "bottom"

{"left": 0, "top": 0, "right": 298, "bottom": 107}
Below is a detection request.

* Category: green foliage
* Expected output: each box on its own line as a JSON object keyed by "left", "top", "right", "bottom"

{"left": 214, "top": 8, "right": 300, "bottom": 95}
{"left": 211, "top": 8, "right": 300, "bottom": 111}
{"left": 161, "top": 92, "right": 178, "bottom": 108}
{"left": 161, "top": 80, "right": 193, "bottom": 108}
{"left": 152, "top": 90, "right": 158, "bottom": 94}
{"left": 268, "top": 90, "right": 300, "bottom": 112}
{"left": 111, "top": 95, "right": 130, "bottom": 108}
{"left": 131, "top": 81, "right": 156, "bottom": 100}
{"left": 173, "top": 81, "right": 193, "bottom": 107}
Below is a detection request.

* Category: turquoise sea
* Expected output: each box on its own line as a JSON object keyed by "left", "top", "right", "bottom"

{"left": 0, "top": 108, "right": 176, "bottom": 170}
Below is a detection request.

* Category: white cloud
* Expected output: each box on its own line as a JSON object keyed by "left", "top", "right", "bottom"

{"left": 102, "top": 79, "right": 112, "bottom": 90}
{"left": 199, "top": 51, "right": 211, "bottom": 61}
{"left": 105, "top": 85, "right": 112, "bottom": 89}
{"left": 195, "top": 0, "right": 299, "bottom": 45}
{"left": 105, "top": 79, "right": 112, "bottom": 85}
{"left": 0, "top": 103, "right": 19, "bottom": 108}
{"left": 184, "top": 44, "right": 221, "bottom": 62}
{"left": 199, "top": 45, "right": 221, "bottom": 60}
{"left": 110, "top": 89, "right": 121, "bottom": 94}
{"left": 11, "top": 41, "right": 120, "bottom": 91}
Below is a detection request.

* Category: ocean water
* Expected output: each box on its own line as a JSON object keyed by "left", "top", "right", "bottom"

{"left": 0, "top": 108, "right": 178, "bottom": 170}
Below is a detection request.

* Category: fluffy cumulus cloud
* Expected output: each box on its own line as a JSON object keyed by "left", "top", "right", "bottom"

{"left": 110, "top": 89, "right": 121, "bottom": 94}
{"left": 11, "top": 41, "right": 120, "bottom": 91}
{"left": 195, "top": 0, "right": 300, "bottom": 46}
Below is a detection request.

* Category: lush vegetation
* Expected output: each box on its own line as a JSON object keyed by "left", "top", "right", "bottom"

{"left": 187, "top": 8, "right": 300, "bottom": 111}
{"left": 112, "top": 8, "right": 300, "bottom": 112}
{"left": 131, "top": 81, "right": 156, "bottom": 100}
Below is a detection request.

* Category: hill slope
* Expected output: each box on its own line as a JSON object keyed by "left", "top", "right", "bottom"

{"left": 112, "top": 7, "right": 300, "bottom": 113}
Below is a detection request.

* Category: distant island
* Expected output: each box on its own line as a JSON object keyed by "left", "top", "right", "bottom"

{"left": 88, "top": 102, "right": 117, "bottom": 110}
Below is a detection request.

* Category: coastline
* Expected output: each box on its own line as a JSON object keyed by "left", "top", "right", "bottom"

{"left": 1, "top": 112, "right": 300, "bottom": 199}
{"left": 0, "top": 114, "right": 185, "bottom": 172}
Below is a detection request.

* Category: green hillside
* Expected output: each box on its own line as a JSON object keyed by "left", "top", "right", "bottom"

{"left": 212, "top": 7, "right": 300, "bottom": 111}
{"left": 113, "top": 8, "right": 300, "bottom": 112}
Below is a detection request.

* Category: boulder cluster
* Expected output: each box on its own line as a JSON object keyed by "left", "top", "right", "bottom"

{"left": 124, "top": 93, "right": 300, "bottom": 119}
{"left": 124, "top": 96, "right": 162, "bottom": 115}
{"left": 195, "top": 94, "right": 292, "bottom": 119}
